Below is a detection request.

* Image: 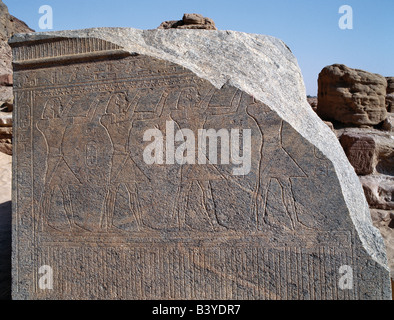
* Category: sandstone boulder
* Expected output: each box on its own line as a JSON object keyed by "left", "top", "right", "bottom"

{"left": 386, "top": 77, "right": 394, "bottom": 113}
{"left": 307, "top": 96, "right": 317, "bottom": 112}
{"left": 339, "top": 132, "right": 376, "bottom": 175}
{"left": 317, "top": 64, "right": 388, "bottom": 126}
{"left": 370, "top": 208, "right": 394, "bottom": 286}
{"left": 337, "top": 127, "right": 394, "bottom": 176}
{"left": 382, "top": 113, "right": 394, "bottom": 132}
{"left": 158, "top": 13, "right": 217, "bottom": 30}
{"left": 0, "top": 125, "right": 12, "bottom": 155}
{"left": 0, "top": 0, "right": 34, "bottom": 155}
{"left": 0, "top": 74, "right": 12, "bottom": 86}
{"left": 360, "top": 175, "right": 394, "bottom": 210}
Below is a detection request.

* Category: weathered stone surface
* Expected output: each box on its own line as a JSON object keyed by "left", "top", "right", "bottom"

{"left": 386, "top": 77, "right": 394, "bottom": 113}
{"left": 360, "top": 175, "right": 394, "bottom": 210}
{"left": 0, "top": 0, "right": 34, "bottom": 152}
{"left": 0, "top": 150, "right": 11, "bottom": 206}
{"left": 0, "top": 111, "right": 12, "bottom": 127}
{"left": 382, "top": 113, "right": 394, "bottom": 132}
{"left": 387, "top": 77, "right": 394, "bottom": 94}
{"left": 339, "top": 132, "right": 376, "bottom": 175}
{"left": 0, "top": 86, "right": 12, "bottom": 106}
{"left": 0, "top": 0, "right": 34, "bottom": 42}
{"left": 317, "top": 64, "right": 388, "bottom": 126}
{"left": 370, "top": 209, "right": 394, "bottom": 285}
{"left": 158, "top": 13, "right": 217, "bottom": 30}
{"left": 0, "top": 125, "right": 12, "bottom": 155}
{"left": 9, "top": 28, "right": 391, "bottom": 300}
{"left": 0, "top": 73, "right": 12, "bottom": 86}
{"left": 307, "top": 96, "right": 317, "bottom": 112}
{"left": 337, "top": 127, "right": 394, "bottom": 177}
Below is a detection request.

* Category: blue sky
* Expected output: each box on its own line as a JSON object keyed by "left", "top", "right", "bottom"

{"left": 4, "top": 0, "right": 394, "bottom": 95}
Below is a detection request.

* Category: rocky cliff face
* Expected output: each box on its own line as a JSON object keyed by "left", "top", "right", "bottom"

{"left": 0, "top": 0, "right": 34, "bottom": 156}
{"left": 314, "top": 64, "right": 394, "bottom": 282}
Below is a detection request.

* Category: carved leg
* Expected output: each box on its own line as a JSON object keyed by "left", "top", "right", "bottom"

{"left": 200, "top": 180, "right": 226, "bottom": 231}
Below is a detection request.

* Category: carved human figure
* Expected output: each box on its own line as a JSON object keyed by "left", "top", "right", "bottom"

{"left": 100, "top": 91, "right": 163, "bottom": 231}
{"left": 37, "top": 97, "right": 81, "bottom": 232}
{"left": 246, "top": 99, "right": 307, "bottom": 231}
{"left": 38, "top": 95, "right": 110, "bottom": 232}
{"left": 170, "top": 87, "right": 225, "bottom": 231}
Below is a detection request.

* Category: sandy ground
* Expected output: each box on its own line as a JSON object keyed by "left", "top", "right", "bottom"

{"left": 0, "top": 152, "right": 11, "bottom": 300}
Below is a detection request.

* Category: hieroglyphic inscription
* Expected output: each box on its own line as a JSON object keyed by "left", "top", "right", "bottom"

{"left": 11, "top": 38, "right": 390, "bottom": 299}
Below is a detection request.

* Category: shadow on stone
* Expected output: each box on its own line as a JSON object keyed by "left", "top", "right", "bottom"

{"left": 0, "top": 201, "right": 11, "bottom": 300}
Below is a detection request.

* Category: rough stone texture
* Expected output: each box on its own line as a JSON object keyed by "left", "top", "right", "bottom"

{"left": 9, "top": 28, "right": 391, "bottom": 300}
{"left": 360, "top": 175, "right": 394, "bottom": 211}
{"left": 370, "top": 209, "right": 394, "bottom": 294}
{"left": 0, "top": 125, "right": 12, "bottom": 155}
{"left": 0, "top": 85, "right": 12, "bottom": 107}
{"left": 339, "top": 133, "right": 376, "bottom": 175}
{"left": 337, "top": 128, "right": 394, "bottom": 176}
{"left": 382, "top": 113, "right": 394, "bottom": 132}
{"left": 0, "top": 0, "right": 33, "bottom": 156}
{"left": 386, "top": 77, "right": 394, "bottom": 113}
{"left": 0, "top": 111, "right": 11, "bottom": 126}
{"left": 0, "top": 0, "right": 33, "bottom": 42}
{"left": 317, "top": 64, "right": 388, "bottom": 126}
{"left": 307, "top": 96, "right": 317, "bottom": 112}
{"left": 0, "top": 73, "right": 12, "bottom": 86}
{"left": 0, "top": 152, "right": 12, "bottom": 300}
{"left": 158, "top": 13, "right": 217, "bottom": 30}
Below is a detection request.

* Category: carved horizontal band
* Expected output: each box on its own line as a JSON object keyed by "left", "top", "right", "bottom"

{"left": 12, "top": 37, "right": 128, "bottom": 68}
{"left": 13, "top": 49, "right": 130, "bottom": 68}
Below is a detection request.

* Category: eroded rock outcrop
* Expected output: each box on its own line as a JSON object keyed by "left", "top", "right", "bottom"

{"left": 317, "top": 64, "right": 388, "bottom": 126}
{"left": 386, "top": 77, "right": 394, "bottom": 113}
{"left": 0, "top": 0, "right": 33, "bottom": 156}
{"left": 315, "top": 64, "right": 394, "bottom": 289}
{"left": 158, "top": 13, "right": 217, "bottom": 30}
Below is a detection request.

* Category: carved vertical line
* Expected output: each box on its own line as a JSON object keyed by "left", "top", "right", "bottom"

{"left": 201, "top": 247, "right": 205, "bottom": 299}
{"left": 169, "top": 247, "right": 174, "bottom": 299}
{"left": 69, "top": 248, "right": 72, "bottom": 297}
{"left": 86, "top": 246, "right": 91, "bottom": 298}
{"left": 137, "top": 247, "right": 141, "bottom": 299}
{"left": 305, "top": 250, "right": 311, "bottom": 300}
{"left": 114, "top": 247, "right": 118, "bottom": 299}
{"left": 87, "top": 246, "right": 91, "bottom": 298}
{"left": 110, "top": 247, "right": 115, "bottom": 299}
{"left": 131, "top": 247, "right": 136, "bottom": 298}
{"left": 183, "top": 247, "right": 188, "bottom": 299}
{"left": 244, "top": 248, "right": 248, "bottom": 299}
{"left": 322, "top": 247, "right": 327, "bottom": 300}
{"left": 91, "top": 247, "right": 94, "bottom": 297}
{"left": 63, "top": 248, "right": 67, "bottom": 296}
{"left": 274, "top": 249, "right": 279, "bottom": 300}
{"left": 191, "top": 248, "right": 195, "bottom": 299}
{"left": 233, "top": 248, "right": 238, "bottom": 300}
{"left": 57, "top": 247, "right": 62, "bottom": 296}
{"left": 154, "top": 249, "right": 158, "bottom": 299}
{"left": 208, "top": 248, "right": 213, "bottom": 299}
{"left": 296, "top": 247, "right": 301, "bottom": 300}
